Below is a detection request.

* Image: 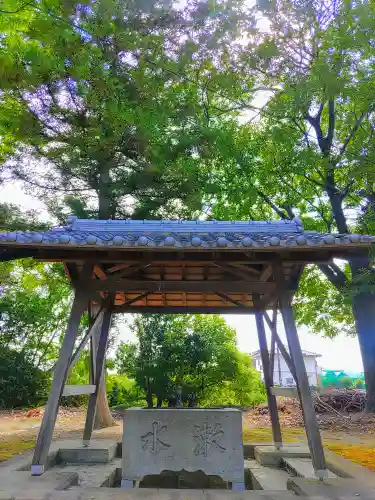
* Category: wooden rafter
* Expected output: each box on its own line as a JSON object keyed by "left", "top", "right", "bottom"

{"left": 215, "top": 292, "right": 246, "bottom": 307}
{"left": 90, "top": 279, "right": 277, "bottom": 294}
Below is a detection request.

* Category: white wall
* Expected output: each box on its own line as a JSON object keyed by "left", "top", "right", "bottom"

{"left": 254, "top": 354, "right": 319, "bottom": 387}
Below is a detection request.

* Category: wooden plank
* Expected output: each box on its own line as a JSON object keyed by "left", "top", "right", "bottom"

{"left": 82, "top": 295, "right": 115, "bottom": 445}
{"left": 90, "top": 279, "right": 277, "bottom": 294}
{"left": 31, "top": 285, "right": 89, "bottom": 474}
{"left": 62, "top": 385, "right": 96, "bottom": 396}
{"left": 254, "top": 307, "right": 282, "bottom": 448}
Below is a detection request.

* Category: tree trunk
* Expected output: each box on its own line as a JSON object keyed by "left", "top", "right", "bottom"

{"left": 94, "top": 374, "right": 116, "bottom": 429}
{"left": 98, "top": 163, "right": 111, "bottom": 219}
{"left": 92, "top": 311, "right": 116, "bottom": 429}
{"left": 92, "top": 166, "right": 116, "bottom": 427}
{"left": 350, "top": 258, "right": 375, "bottom": 412}
{"left": 146, "top": 377, "right": 153, "bottom": 408}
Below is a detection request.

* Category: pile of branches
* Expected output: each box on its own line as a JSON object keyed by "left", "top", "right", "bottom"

{"left": 313, "top": 389, "right": 366, "bottom": 414}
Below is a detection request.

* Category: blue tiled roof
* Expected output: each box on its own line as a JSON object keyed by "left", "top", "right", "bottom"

{"left": 0, "top": 217, "right": 372, "bottom": 250}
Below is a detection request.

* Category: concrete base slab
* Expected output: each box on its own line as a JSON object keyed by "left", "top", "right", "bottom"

{"left": 25, "top": 487, "right": 299, "bottom": 500}
{"left": 57, "top": 440, "right": 117, "bottom": 464}
{"left": 287, "top": 477, "right": 375, "bottom": 498}
{"left": 0, "top": 470, "right": 78, "bottom": 500}
{"left": 254, "top": 445, "right": 310, "bottom": 467}
{"left": 243, "top": 443, "right": 275, "bottom": 459}
{"left": 283, "top": 458, "right": 337, "bottom": 479}
{"left": 324, "top": 449, "right": 375, "bottom": 487}
{"left": 245, "top": 461, "right": 290, "bottom": 491}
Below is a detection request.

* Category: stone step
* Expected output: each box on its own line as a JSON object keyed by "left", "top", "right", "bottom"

{"left": 254, "top": 445, "right": 310, "bottom": 467}
{"left": 283, "top": 457, "right": 337, "bottom": 479}
{"left": 245, "top": 460, "right": 290, "bottom": 490}
{"left": 53, "top": 459, "right": 122, "bottom": 488}
{"left": 57, "top": 440, "right": 117, "bottom": 464}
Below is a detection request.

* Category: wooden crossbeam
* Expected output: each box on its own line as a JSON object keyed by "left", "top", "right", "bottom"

{"left": 229, "top": 263, "right": 261, "bottom": 276}
{"left": 90, "top": 279, "right": 277, "bottom": 294}
{"left": 263, "top": 310, "right": 297, "bottom": 381}
{"left": 62, "top": 385, "right": 96, "bottom": 396}
{"left": 68, "top": 307, "right": 104, "bottom": 373}
{"left": 260, "top": 264, "right": 273, "bottom": 281}
{"left": 113, "top": 305, "right": 254, "bottom": 314}
{"left": 215, "top": 292, "right": 246, "bottom": 307}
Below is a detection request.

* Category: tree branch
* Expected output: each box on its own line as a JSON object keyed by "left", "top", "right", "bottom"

{"left": 318, "top": 263, "right": 347, "bottom": 288}
{"left": 338, "top": 109, "right": 369, "bottom": 160}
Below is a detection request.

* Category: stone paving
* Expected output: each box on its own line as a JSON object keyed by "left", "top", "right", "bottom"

{"left": 1, "top": 440, "right": 375, "bottom": 500}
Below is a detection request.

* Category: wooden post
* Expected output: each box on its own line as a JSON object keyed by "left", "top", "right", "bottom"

{"left": 31, "top": 289, "right": 88, "bottom": 475}
{"left": 254, "top": 310, "right": 282, "bottom": 449}
{"left": 268, "top": 309, "right": 277, "bottom": 383}
{"left": 274, "top": 266, "right": 327, "bottom": 479}
{"left": 82, "top": 296, "right": 114, "bottom": 445}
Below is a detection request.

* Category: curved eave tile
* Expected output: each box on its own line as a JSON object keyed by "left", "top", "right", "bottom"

{"left": 0, "top": 231, "right": 374, "bottom": 251}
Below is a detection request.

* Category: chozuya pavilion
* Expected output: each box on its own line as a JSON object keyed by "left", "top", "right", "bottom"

{"left": 1, "top": 217, "right": 373, "bottom": 481}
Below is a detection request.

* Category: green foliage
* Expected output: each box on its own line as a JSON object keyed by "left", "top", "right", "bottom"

{"left": 0, "top": 0, "right": 250, "bottom": 221}
{"left": 338, "top": 376, "right": 354, "bottom": 389}
{"left": 354, "top": 379, "right": 365, "bottom": 390}
{"left": 106, "top": 374, "right": 145, "bottom": 408}
{"left": 0, "top": 259, "right": 72, "bottom": 369}
{"left": 115, "top": 314, "right": 264, "bottom": 407}
{"left": 0, "top": 346, "right": 49, "bottom": 409}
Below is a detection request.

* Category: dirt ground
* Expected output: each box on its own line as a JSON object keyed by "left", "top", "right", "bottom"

{"left": 1, "top": 405, "right": 375, "bottom": 470}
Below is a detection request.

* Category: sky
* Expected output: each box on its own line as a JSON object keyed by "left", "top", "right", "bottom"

{"left": 1, "top": 181, "right": 364, "bottom": 374}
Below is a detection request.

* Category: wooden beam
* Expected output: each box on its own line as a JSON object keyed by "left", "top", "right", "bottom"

{"left": 31, "top": 284, "right": 89, "bottom": 474}
{"left": 122, "top": 291, "right": 151, "bottom": 306}
{"left": 62, "top": 385, "right": 96, "bottom": 396}
{"left": 90, "top": 279, "right": 277, "bottom": 294}
{"left": 215, "top": 292, "right": 246, "bottom": 307}
{"left": 269, "top": 309, "right": 277, "bottom": 383}
{"left": 254, "top": 308, "right": 282, "bottom": 448}
{"left": 229, "top": 263, "right": 261, "bottom": 276}
{"left": 107, "top": 262, "right": 151, "bottom": 280}
{"left": 83, "top": 295, "right": 115, "bottom": 445}
{"left": 68, "top": 307, "right": 104, "bottom": 373}
{"left": 264, "top": 311, "right": 297, "bottom": 381}
{"left": 113, "top": 305, "right": 255, "bottom": 314}
{"left": 213, "top": 262, "right": 258, "bottom": 280}
{"left": 260, "top": 264, "right": 273, "bottom": 281}
{"left": 274, "top": 264, "right": 327, "bottom": 478}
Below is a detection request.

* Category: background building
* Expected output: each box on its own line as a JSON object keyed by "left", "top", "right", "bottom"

{"left": 251, "top": 348, "right": 321, "bottom": 387}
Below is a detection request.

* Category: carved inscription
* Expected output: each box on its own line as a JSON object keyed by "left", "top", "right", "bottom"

{"left": 141, "top": 421, "right": 170, "bottom": 455}
{"left": 193, "top": 422, "right": 226, "bottom": 457}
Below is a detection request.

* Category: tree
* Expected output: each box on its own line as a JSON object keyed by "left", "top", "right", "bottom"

{"left": 115, "top": 314, "right": 264, "bottom": 407}
{"left": 0, "top": 346, "right": 49, "bottom": 409}
{"left": 0, "top": 0, "right": 254, "bottom": 423}
{"left": 200, "top": 0, "right": 375, "bottom": 411}
{"left": 0, "top": 259, "right": 72, "bottom": 369}
{"left": 0, "top": 0, "right": 252, "bottom": 220}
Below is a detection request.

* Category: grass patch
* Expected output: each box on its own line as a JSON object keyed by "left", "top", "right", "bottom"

{"left": 243, "top": 427, "right": 306, "bottom": 443}
{"left": 327, "top": 444, "right": 375, "bottom": 472}
{"left": 0, "top": 439, "right": 36, "bottom": 462}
